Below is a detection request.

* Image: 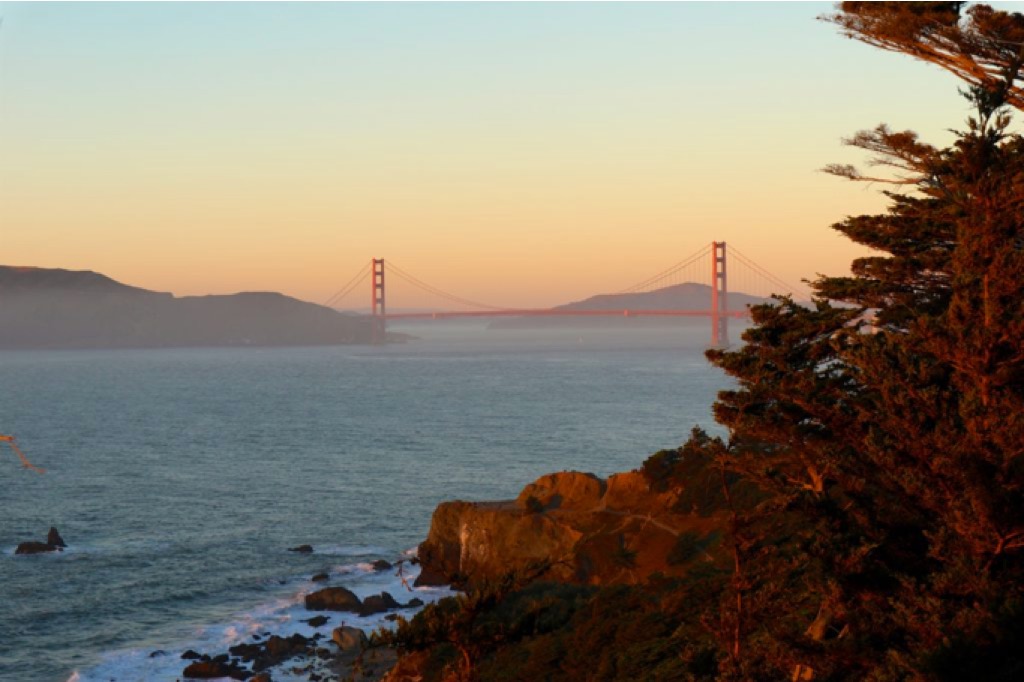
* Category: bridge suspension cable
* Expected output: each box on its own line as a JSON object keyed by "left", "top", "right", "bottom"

{"left": 386, "top": 261, "right": 514, "bottom": 311}
{"left": 618, "top": 243, "right": 713, "bottom": 293}
{"left": 728, "top": 246, "right": 813, "bottom": 301}
{"left": 323, "top": 261, "right": 371, "bottom": 308}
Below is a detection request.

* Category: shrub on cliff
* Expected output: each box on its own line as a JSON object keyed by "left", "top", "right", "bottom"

{"left": 383, "top": 576, "right": 727, "bottom": 682}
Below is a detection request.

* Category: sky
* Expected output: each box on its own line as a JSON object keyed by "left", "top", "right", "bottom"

{"left": 0, "top": 1, "right": 1008, "bottom": 309}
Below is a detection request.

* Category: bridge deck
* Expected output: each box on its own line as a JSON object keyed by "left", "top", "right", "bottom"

{"left": 383, "top": 309, "right": 750, "bottom": 320}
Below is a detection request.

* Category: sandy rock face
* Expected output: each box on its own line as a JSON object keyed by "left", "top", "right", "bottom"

{"left": 516, "top": 471, "right": 606, "bottom": 511}
{"left": 416, "top": 469, "right": 724, "bottom": 587}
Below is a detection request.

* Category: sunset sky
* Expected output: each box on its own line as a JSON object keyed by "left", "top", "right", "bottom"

{"left": 0, "top": 2, "right": 1001, "bottom": 308}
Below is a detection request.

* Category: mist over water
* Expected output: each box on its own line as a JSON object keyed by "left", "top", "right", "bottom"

{"left": 1, "top": 321, "right": 738, "bottom": 681}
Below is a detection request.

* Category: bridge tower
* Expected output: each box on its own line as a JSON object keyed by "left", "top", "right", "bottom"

{"left": 710, "top": 241, "right": 730, "bottom": 347}
{"left": 371, "top": 258, "right": 386, "bottom": 345}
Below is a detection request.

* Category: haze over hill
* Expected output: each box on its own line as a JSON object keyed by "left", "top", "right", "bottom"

{"left": 0, "top": 266, "right": 374, "bottom": 349}
{"left": 488, "top": 282, "right": 770, "bottom": 329}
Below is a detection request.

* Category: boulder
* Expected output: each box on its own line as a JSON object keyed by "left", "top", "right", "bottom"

{"left": 405, "top": 597, "right": 424, "bottom": 608}
{"left": 371, "top": 559, "right": 393, "bottom": 571}
{"left": 182, "top": 660, "right": 248, "bottom": 680}
{"left": 181, "top": 650, "right": 202, "bottom": 660}
{"left": 228, "top": 641, "right": 262, "bottom": 661}
{"left": 304, "top": 586, "right": 362, "bottom": 612}
{"left": 252, "top": 634, "right": 309, "bottom": 671}
{"left": 359, "top": 591, "right": 401, "bottom": 616}
{"left": 332, "top": 626, "right": 368, "bottom": 652}
{"left": 516, "top": 471, "right": 606, "bottom": 511}
{"left": 46, "top": 527, "right": 67, "bottom": 548}
{"left": 250, "top": 674, "right": 273, "bottom": 682}
{"left": 311, "top": 572, "right": 329, "bottom": 582}
{"left": 14, "top": 541, "right": 60, "bottom": 555}
{"left": 288, "top": 544, "right": 313, "bottom": 553}
{"left": 302, "top": 615, "right": 329, "bottom": 627}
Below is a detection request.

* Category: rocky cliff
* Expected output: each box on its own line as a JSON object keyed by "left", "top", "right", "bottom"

{"left": 415, "top": 468, "right": 728, "bottom": 588}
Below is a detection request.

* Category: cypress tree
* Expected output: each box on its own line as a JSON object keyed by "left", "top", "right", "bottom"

{"left": 704, "top": 4, "right": 1024, "bottom": 679}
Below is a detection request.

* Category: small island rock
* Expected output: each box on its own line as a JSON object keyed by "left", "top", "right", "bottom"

{"left": 304, "top": 586, "right": 362, "bottom": 612}
{"left": 46, "top": 527, "right": 67, "bottom": 548}
{"left": 14, "top": 541, "right": 59, "bottom": 555}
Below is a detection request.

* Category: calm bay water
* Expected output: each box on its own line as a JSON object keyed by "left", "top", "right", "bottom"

{"left": 0, "top": 323, "right": 734, "bottom": 681}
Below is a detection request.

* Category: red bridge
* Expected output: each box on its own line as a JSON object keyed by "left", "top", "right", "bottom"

{"left": 323, "top": 242, "right": 808, "bottom": 347}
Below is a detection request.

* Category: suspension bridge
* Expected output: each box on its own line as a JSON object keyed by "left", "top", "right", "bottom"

{"left": 322, "top": 242, "right": 809, "bottom": 347}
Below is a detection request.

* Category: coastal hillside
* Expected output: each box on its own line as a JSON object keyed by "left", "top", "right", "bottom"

{"left": 381, "top": 435, "right": 758, "bottom": 681}
{"left": 489, "top": 283, "right": 770, "bottom": 329}
{"left": 0, "top": 265, "right": 375, "bottom": 348}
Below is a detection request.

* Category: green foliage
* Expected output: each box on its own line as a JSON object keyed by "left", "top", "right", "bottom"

{"left": 385, "top": 573, "right": 730, "bottom": 682}
{"left": 639, "top": 428, "right": 765, "bottom": 517}
{"left": 667, "top": 530, "right": 720, "bottom": 566}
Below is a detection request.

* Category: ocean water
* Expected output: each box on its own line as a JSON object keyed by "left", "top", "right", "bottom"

{"left": 0, "top": 322, "right": 735, "bottom": 681}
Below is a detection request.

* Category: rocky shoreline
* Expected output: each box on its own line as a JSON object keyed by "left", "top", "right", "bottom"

{"left": 171, "top": 556, "right": 426, "bottom": 682}
{"left": 15, "top": 465, "right": 726, "bottom": 682}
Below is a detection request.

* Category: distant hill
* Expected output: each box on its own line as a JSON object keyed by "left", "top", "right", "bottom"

{"left": 0, "top": 266, "right": 377, "bottom": 349}
{"left": 489, "top": 282, "right": 770, "bottom": 329}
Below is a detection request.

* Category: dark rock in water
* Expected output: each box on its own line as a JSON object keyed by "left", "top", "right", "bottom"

{"left": 250, "top": 674, "right": 273, "bottom": 682}
{"left": 149, "top": 650, "right": 166, "bottom": 658}
{"left": 229, "top": 633, "right": 311, "bottom": 673}
{"left": 359, "top": 591, "right": 401, "bottom": 616}
{"left": 371, "top": 559, "right": 392, "bottom": 571}
{"left": 288, "top": 544, "right": 313, "bottom": 553}
{"left": 14, "top": 541, "right": 60, "bottom": 555}
{"left": 405, "top": 597, "right": 425, "bottom": 608}
{"left": 181, "top": 650, "right": 202, "bottom": 660}
{"left": 47, "top": 527, "right": 67, "bottom": 548}
{"left": 212, "top": 653, "right": 229, "bottom": 664}
{"left": 311, "top": 572, "right": 329, "bottom": 582}
{"left": 182, "top": 659, "right": 248, "bottom": 680}
{"left": 266, "top": 633, "right": 308, "bottom": 658}
{"left": 302, "top": 615, "right": 329, "bottom": 627}
{"left": 304, "top": 586, "right": 362, "bottom": 612}
{"left": 384, "top": 614, "right": 399, "bottom": 622}
{"left": 229, "top": 641, "right": 263, "bottom": 660}
{"left": 180, "top": 660, "right": 241, "bottom": 679}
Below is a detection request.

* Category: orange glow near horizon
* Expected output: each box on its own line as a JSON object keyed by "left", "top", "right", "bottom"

{"left": 0, "top": 3, "right": 975, "bottom": 309}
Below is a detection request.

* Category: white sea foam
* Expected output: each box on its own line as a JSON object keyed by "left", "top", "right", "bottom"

{"left": 69, "top": 560, "right": 454, "bottom": 682}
